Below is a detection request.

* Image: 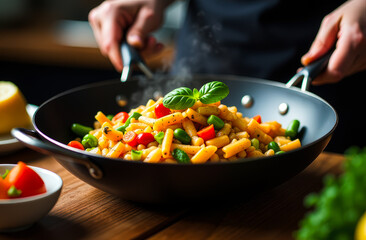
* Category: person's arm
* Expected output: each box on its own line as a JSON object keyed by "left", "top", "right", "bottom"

{"left": 301, "top": 0, "right": 366, "bottom": 85}
{"left": 88, "top": 0, "right": 174, "bottom": 72}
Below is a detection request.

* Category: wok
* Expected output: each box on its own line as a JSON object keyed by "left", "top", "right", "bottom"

{"left": 11, "top": 73, "right": 337, "bottom": 204}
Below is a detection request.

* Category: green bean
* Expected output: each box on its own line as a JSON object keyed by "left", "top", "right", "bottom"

{"left": 116, "top": 112, "right": 142, "bottom": 133}
{"left": 172, "top": 148, "right": 190, "bottom": 164}
{"left": 251, "top": 138, "right": 260, "bottom": 149}
{"left": 81, "top": 134, "right": 98, "bottom": 148}
{"left": 285, "top": 119, "right": 300, "bottom": 139}
{"left": 268, "top": 141, "right": 281, "bottom": 153}
{"left": 173, "top": 128, "right": 191, "bottom": 144}
{"left": 71, "top": 123, "right": 93, "bottom": 137}
{"left": 207, "top": 115, "right": 225, "bottom": 130}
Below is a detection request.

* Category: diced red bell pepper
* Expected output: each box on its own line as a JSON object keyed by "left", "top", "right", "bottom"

{"left": 155, "top": 103, "right": 171, "bottom": 118}
{"left": 67, "top": 140, "right": 85, "bottom": 150}
{"left": 136, "top": 132, "right": 155, "bottom": 146}
{"left": 197, "top": 124, "right": 216, "bottom": 141}
{"left": 253, "top": 115, "right": 262, "bottom": 124}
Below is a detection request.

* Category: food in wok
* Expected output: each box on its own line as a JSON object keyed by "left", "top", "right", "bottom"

{"left": 68, "top": 81, "right": 302, "bottom": 164}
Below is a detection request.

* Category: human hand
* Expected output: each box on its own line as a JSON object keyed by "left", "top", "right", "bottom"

{"left": 89, "top": 0, "right": 171, "bottom": 72}
{"left": 301, "top": 0, "right": 366, "bottom": 85}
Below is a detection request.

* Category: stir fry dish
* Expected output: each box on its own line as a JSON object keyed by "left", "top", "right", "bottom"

{"left": 67, "top": 81, "right": 301, "bottom": 164}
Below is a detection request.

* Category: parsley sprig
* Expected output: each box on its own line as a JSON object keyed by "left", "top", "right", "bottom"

{"left": 296, "top": 147, "right": 366, "bottom": 240}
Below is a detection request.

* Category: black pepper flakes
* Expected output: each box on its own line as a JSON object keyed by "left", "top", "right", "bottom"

{"left": 104, "top": 127, "right": 111, "bottom": 134}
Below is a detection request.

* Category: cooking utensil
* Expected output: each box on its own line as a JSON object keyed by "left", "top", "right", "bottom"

{"left": 120, "top": 40, "right": 153, "bottom": 82}
{"left": 12, "top": 42, "right": 337, "bottom": 203}
{"left": 11, "top": 72, "right": 337, "bottom": 204}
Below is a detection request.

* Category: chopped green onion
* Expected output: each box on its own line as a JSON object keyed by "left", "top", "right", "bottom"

{"left": 131, "top": 150, "right": 143, "bottom": 161}
{"left": 275, "top": 151, "right": 286, "bottom": 155}
{"left": 1, "top": 169, "right": 9, "bottom": 179}
{"left": 116, "top": 112, "right": 142, "bottom": 133}
{"left": 154, "top": 132, "right": 164, "bottom": 144}
{"left": 8, "top": 185, "right": 22, "bottom": 197}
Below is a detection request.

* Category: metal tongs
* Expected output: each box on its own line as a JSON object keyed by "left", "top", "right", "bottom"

{"left": 286, "top": 49, "right": 333, "bottom": 91}
{"left": 120, "top": 40, "right": 154, "bottom": 82}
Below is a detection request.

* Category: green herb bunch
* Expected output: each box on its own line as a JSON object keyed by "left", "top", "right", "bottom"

{"left": 162, "top": 81, "right": 229, "bottom": 110}
{"left": 296, "top": 147, "right": 366, "bottom": 240}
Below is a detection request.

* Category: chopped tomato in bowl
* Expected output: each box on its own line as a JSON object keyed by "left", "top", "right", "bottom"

{"left": 0, "top": 162, "right": 63, "bottom": 231}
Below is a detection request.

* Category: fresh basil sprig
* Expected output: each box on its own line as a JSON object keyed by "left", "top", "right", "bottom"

{"left": 163, "top": 81, "right": 229, "bottom": 110}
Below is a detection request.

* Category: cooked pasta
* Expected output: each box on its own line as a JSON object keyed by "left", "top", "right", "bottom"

{"left": 68, "top": 82, "right": 302, "bottom": 164}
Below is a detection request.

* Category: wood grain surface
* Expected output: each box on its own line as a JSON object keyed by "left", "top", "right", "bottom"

{"left": 0, "top": 149, "right": 345, "bottom": 240}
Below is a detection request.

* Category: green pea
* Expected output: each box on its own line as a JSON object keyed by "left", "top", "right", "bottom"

{"left": 268, "top": 141, "right": 281, "bottom": 153}
{"left": 285, "top": 119, "right": 300, "bottom": 139}
{"left": 154, "top": 131, "right": 165, "bottom": 144}
{"left": 71, "top": 123, "right": 93, "bottom": 137}
{"left": 106, "top": 114, "right": 114, "bottom": 120}
{"left": 172, "top": 148, "right": 190, "bottom": 164}
{"left": 81, "top": 134, "right": 98, "bottom": 148}
{"left": 251, "top": 138, "right": 260, "bottom": 149}
{"left": 173, "top": 128, "right": 191, "bottom": 144}
{"left": 207, "top": 115, "right": 225, "bottom": 130}
{"left": 131, "top": 150, "right": 143, "bottom": 161}
{"left": 116, "top": 112, "right": 142, "bottom": 133}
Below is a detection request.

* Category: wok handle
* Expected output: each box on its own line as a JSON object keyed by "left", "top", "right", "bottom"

{"left": 120, "top": 40, "right": 154, "bottom": 82}
{"left": 11, "top": 128, "right": 103, "bottom": 179}
{"left": 286, "top": 49, "right": 333, "bottom": 91}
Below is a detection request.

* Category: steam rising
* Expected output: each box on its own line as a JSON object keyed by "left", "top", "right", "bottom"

{"left": 128, "top": 10, "right": 223, "bottom": 107}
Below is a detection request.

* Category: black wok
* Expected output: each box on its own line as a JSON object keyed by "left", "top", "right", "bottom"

{"left": 12, "top": 73, "right": 337, "bottom": 204}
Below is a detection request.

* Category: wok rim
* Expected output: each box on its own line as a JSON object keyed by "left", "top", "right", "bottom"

{"left": 32, "top": 74, "right": 338, "bottom": 167}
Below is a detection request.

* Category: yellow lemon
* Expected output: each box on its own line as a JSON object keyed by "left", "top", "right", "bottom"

{"left": 355, "top": 212, "right": 366, "bottom": 240}
{"left": 0, "top": 81, "right": 31, "bottom": 135}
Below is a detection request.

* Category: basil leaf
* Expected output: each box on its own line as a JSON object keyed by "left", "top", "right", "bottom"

{"left": 163, "top": 87, "right": 197, "bottom": 110}
{"left": 198, "top": 81, "right": 229, "bottom": 104}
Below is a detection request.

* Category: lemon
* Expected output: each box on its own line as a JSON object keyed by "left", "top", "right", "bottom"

{"left": 0, "top": 81, "right": 31, "bottom": 135}
{"left": 356, "top": 212, "right": 366, "bottom": 240}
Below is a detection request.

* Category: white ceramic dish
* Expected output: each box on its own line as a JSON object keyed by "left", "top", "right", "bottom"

{"left": 0, "top": 104, "right": 37, "bottom": 155}
{"left": 0, "top": 164, "right": 63, "bottom": 231}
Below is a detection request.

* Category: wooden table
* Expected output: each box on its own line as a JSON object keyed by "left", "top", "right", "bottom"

{"left": 0, "top": 149, "right": 344, "bottom": 240}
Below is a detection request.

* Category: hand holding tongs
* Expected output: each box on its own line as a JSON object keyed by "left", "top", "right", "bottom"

{"left": 286, "top": 49, "right": 333, "bottom": 91}
{"left": 120, "top": 40, "right": 154, "bottom": 82}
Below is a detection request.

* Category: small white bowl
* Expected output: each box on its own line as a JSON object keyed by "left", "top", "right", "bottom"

{"left": 0, "top": 164, "right": 63, "bottom": 232}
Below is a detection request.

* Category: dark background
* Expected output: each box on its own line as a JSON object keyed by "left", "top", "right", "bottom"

{"left": 0, "top": 0, "right": 363, "bottom": 153}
